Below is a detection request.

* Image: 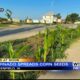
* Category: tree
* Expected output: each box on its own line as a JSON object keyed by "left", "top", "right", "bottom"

{"left": 5, "top": 9, "right": 13, "bottom": 23}
{"left": 20, "top": 20, "right": 23, "bottom": 23}
{"left": 65, "top": 13, "right": 80, "bottom": 23}
{"left": 55, "top": 13, "right": 61, "bottom": 19}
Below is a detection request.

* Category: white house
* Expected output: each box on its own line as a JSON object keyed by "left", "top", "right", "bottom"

{"left": 40, "top": 19, "right": 45, "bottom": 23}
{"left": 41, "top": 12, "right": 62, "bottom": 24}
{"left": 12, "top": 18, "right": 20, "bottom": 23}
{"left": 41, "top": 12, "right": 57, "bottom": 24}
{"left": 33, "top": 20, "right": 40, "bottom": 23}
{"left": 8, "top": 18, "right": 20, "bottom": 23}
{"left": 57, "top": 19, "right": 62, "bottom": 23}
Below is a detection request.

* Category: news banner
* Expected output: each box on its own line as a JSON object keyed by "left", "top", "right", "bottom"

{"left": 0, "top": 59, "right": 79, "bottom": 70}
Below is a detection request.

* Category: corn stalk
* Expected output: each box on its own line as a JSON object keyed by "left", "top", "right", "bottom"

{"left": 43, "top": 28, "right": 50, "bottom": 62}
{"left": 35, "top": 32, "right": 43, "bottom": 62}
{"left": 5, "top": 42, "right": 27, "bottom": 79}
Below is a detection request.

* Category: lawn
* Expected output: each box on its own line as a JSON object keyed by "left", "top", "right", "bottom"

{"left": 0, "top": 23, "right": 23, "bottom": 28}
{"left": 0, "top": 23, "right": 10, "bottom": 27}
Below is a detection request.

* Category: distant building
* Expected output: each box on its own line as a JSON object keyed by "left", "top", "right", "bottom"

{"left": 12, "top": 18, "right": 20, "bottom": 23}
{"left": 33, "top": 20, "right": 40, "bottom": 23}
{"left": 40, "top": 19, "right": 45, "bottom": 23}
{"left": 41, "top": 12, "right": 57, "bottom": 24}
{"left": 25, "top": 19, "right": 33, "bottom": 23}
{"left": 42, "top": 13, "right": 54, "bottom": 23}
{"left": 57, "top": 19, "right": 62, "bottom": 23}
{"left": 8, "top": 18, "right": 20, "bottom": 23}
{"left": 41, "top": 12, "right": 62, "bottom": 24}
{"left": 0, "top": 18, "right": 8, "bottom": 23}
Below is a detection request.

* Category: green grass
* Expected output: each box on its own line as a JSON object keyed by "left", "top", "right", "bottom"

{"left": 0, "top": 23, "right": 23, "bottom": 28}
{"left": 0, "top": 23, "right": 10, "bottom": 27}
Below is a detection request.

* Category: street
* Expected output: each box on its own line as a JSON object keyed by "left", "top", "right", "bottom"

{"left": 0, "top": 24, "right": 46, "bottom": 42}
{"left": 0, "top": 24, "right": 78, "bottom": 42}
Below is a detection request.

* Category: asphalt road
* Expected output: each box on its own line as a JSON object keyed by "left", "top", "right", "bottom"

{"left": 0, "top": 24, "right": 78, "bottom": 42}
{"left": 0, "top": 25, "right": 47, "bottom": 42}
{"left": 0, "top": 25, "right": 46, "bottom": 37}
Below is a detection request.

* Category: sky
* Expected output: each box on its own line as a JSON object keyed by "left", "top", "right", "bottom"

{"left": 0, "top": 0, "right": 80, "bottom": 20}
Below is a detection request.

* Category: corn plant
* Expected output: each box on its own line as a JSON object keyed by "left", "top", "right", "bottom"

{"left": 43, "top": 28, "right": 50, "bottom": 62}
{"left": 35, "top": 45, "right": 43, "bottom": 62}
{"left": 52, "top": 25, "right": 67, "bottom": 60}
{"left": 5, "top": 42, "right": 27, "bottom": 58}
{"left": 47, "top": 30, "right": 55, "bottom": 61}
{"left": 37, "top": 26, "right": 67, "bottom": 62}
{"left": 35, "top": 32, "right": 44, "bottom": 62}
{"left": 4, "top": 42, "right": 27, "bottom": 79}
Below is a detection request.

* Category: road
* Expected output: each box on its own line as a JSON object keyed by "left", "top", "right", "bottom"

{"left": 0, "top": 25, "right": 47, "bottom": 42}
{"left": 0, "top": 24, "right": 77, "bottom": 42}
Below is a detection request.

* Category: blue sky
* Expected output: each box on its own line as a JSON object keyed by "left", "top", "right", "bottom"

{"left": 0, "top": 0, "right": 80, "bottom": 20}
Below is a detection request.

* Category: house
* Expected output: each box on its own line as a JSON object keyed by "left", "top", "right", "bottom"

{"left": 8, "top": 18, "right": 20, "bottom": 23}
{"left": 33, "top": 20, "right": 40, "bottom": 23}
{"left": 25, "top": 19, "right": 33, "bottom": 23}
{"left": 12, "top": 18, "right": 20, "bottom": 23}
{"left": 41, "top": 12, "right": 62, "bottom": 24}
{"left": 40, "top": 19, "right": 45, "bottom": 23}
{"left": 41, "top": 12, "right": 57, "bottom": 24}
{"left": 57, "top": 19, "right": 62, "bottom": 23}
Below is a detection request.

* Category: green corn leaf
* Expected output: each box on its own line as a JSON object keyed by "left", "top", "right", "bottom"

{"left": 6, "top": 42, "right": 14, "bottom": 58}
{"left": 14, "top": 45, "right": 28, "bottom": 58}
